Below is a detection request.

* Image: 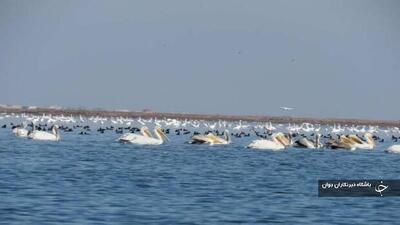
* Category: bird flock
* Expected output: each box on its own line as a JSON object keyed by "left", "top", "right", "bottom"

{"left": 2, "top": 113, "right": 400, "bottom": 153}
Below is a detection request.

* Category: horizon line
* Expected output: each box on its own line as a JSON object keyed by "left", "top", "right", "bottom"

{"left": 0, "top": 105, "right": 399, "bottom": 127}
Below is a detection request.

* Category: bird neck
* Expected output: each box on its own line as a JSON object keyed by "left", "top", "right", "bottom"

{"left": 315, "top": 135, "right": 320, "bottom": 148}
{"left": 154, "top": 130, "right": 165, "bottom": 142}
{"left": 366, "top": 136, "right": 375, "bottom": 147}
{"left": 224, "top": 131, "right": 231, "bottom": 143}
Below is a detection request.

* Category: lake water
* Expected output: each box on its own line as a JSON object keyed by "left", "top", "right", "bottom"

{"left": 1, "top": 125, "right": 400, "bottom": 224}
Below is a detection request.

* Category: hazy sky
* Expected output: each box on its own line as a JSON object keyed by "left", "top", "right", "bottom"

{"left": 0, "top": 0, "right": 399, "bottom": 120}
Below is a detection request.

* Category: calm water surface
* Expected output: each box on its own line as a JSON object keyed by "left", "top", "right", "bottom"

{"left": 1, "top": 128, "right": 400, "bottom": 224}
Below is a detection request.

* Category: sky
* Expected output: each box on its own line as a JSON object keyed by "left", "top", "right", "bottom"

{"left": 0, "top": 0, "right": 399, "bottom": 120}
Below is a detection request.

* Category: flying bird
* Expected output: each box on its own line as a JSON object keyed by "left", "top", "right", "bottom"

{"left": 280, "top": 107, "right": 294, "bottom": 111}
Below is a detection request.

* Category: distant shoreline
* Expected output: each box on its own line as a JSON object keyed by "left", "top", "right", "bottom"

{"left": 0, "top": 106, "right": 399, "bottom": 127}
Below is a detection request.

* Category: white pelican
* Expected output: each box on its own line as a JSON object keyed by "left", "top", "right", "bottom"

{"left": 246, "top": 133, "right": 287, "bottom": 150}
{"left": 347, "top": 133, "right": 375, "bottom": 150}
{"left": 189, "top": 130, "right": 231, "bottom": 145}
{"left": 28, "top": 125, "right": 60, "bottom": 141}
{"left": 327, "top": 135, "right": 356, "bottom": 151}
{"left": 118, "top": 126, "right": 153, "bottom": 142}
{"left": 385, "top": 145, "right": 400, "bottom": 153}
{"left": 295, "top": 134, "right": 323, "bottom": 149}
{"left": 118, "top": 126, "right": 168, "bottom": 145}
{"left": 12, "top": 122, "right": 29, "bottom": 137}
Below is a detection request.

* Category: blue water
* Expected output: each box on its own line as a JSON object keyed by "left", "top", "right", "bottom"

{"left": 1, "top": 128, "right": 400, "bottom": 224}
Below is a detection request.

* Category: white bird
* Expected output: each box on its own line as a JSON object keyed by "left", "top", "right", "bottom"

{"left": 233, "top": 121, "right": 245, "bottom": 130}
{"left": 247, "top": 133, "right": 287, "bottom": 150}
{"left": 28, "top": 125, "right": 61, "bottom": 141}
{"left": 295, "top": 134, "right": 323, "bottom": 149}
{"left": 190, "top": 130, "right": 231, "bottom": 145}
{"left": 208, "top": 122, "right": 217, "bottom": 130}
{"left": 385, "top": 145, "right": 400, "bottom": 153}
{"left": 118, "top": 126, "right": 153, "bottom": 142}
{"left": 137, "top": 118, "right": 146, "bottom": 126}
{"left": 118, "top": 126, "right": 168, "bottom": 145}
{"left": 12, "top": 122, "right": 29, "bottom": 137}
{"left": 327, "top": 135, "right": 356, "bottom": 151}
{"left": 300, "top": 123, "right": 315, "bottom": 133}
{"left": 265, "top": 122, "right": 276, "bottom": 131}
{"left": 280, "top": 106, "right": 294, "bottom": 111}
{"left": 347, "top": 133, "right": 375, "bottom": 150}
{"left": 331, "top": 124, "right": 344, "bottom": 133}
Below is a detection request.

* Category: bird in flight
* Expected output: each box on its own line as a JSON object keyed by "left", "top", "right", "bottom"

{"left": 280, "top": 107, "right": 294, "bottom": 111}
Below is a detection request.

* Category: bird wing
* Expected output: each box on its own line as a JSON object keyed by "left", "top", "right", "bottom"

{"left": 348, "top": 135, "right": 363, "bottom": 144}
{"left": 118, "top": 133, "right": 140, "bottom": 142}
{"left": 275, "top": 133, "right": 290, "bottom": 146}
{"left": 296, "top": 138, "right": 314, "bottom": 148}
{"left": 191, "top": 135, "right": 210, "bottom": 144}
{"left": 206, "top": 133, "right": 226, "bottom": 144}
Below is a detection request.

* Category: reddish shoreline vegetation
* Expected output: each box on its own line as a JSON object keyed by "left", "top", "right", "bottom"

{"left": 0, "top": 106, "right": 399, "bottom": 127}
